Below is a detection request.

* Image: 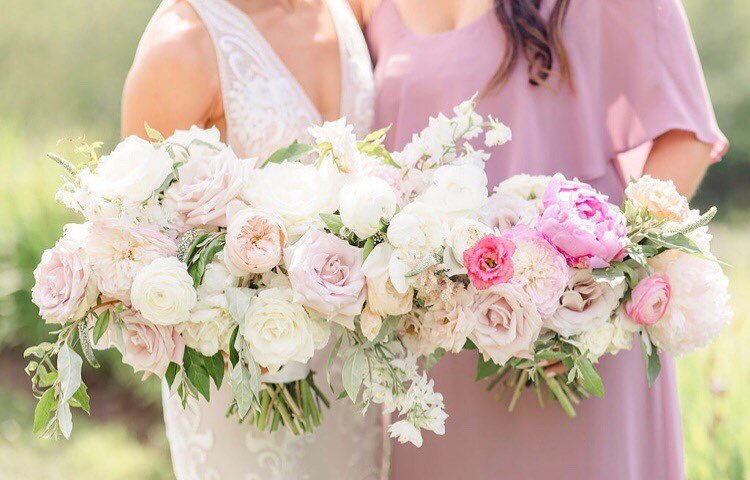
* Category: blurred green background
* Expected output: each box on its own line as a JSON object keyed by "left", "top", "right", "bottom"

{"left": 0, "top": 0, "right": 748, "bottom": 478}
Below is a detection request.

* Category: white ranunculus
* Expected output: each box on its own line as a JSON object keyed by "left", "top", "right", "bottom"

{"left": 422, "top": 164, "right": 488, "bottom": 220}
{"left": 362, "top": 243, "right": 414, "bottom": 316}
{"left": 646, "top": 250, "right": 732, "bottom": 356}
{"left": 494, "top": 174, "right": 551, "bottom": 205}
{"left": 85, "top": 136, "right": 173, "bottom": 203}
{"left": 165, "top": 125, "right": 225, "bottom": 159}
{"left": 242, "top": 160, "right": 342, "bottom": 241}
{"left": 339, "top": 177, "right": 398, "bottom": 238}
{"left": 545, "top": 269, "right": 626, "bottom": 338}
{"left": 241, "top": 286, "right": 319, "bottom": 372}
{"left": 387, "top": 201, "right": 448, "bottom": 253}
{"left": 443, "top": 219, "right": 492, "bottom": 275}
{"left": 131, "top": 257, "right": 197, "bottom": 326}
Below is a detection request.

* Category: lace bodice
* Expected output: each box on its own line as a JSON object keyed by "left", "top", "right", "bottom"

{"left": 156, "top": 1, "right": 384, "bottom": 479}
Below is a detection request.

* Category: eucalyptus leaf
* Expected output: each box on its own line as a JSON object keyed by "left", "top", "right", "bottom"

{"left": 342, "top": 348, "right": 367, "bottom": 402}
{"left": 226, "top": 287, "right": 256, "bottom": 327}
{"left": 231, "top": 363, "right": 256, "bottom": 419}
{"left": 57, "top": 343, "right": 82, "bottom": 404}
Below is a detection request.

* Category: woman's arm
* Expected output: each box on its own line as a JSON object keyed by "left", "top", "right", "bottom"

{"left": 121, "top": 2, "right": 221, "bottom": 139}
{"left": 642, "top": 130, "right": 713, "bottom": 199}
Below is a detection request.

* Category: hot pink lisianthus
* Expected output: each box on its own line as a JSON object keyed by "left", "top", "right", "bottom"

{"left": 626, "top": 273, "right": 671, "bottom": 326}
{"left": 285, "top": 229, "right": 366, "bottom": 329}
{"left": 538, "top": 174, "right": 628, "bottom": 269}
{"left": 463, "top": 234, "right": 515, "bottom": 290}
{"left": 119, "top": 310, "right": 185, "bottom": 380}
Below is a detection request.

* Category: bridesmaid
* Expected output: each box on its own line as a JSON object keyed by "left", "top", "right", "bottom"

{"left": 357, "top": 0, "right": 727, "bottom": 478}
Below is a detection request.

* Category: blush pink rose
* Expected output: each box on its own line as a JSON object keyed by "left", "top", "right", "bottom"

{"left": 538, "top": 174, "right": 628, "bottom": 269}
{"left": 463, "top": 234, "right": 516, "bottom": 290}
{"left": 32, "top": 224, "right": 98, "bottom": 324}
{"left": 168, "top": 147, "right": 252, "bottom": 228}
{"left": 224, "top": 202, "right": 287, "bottom": 276}
{"left": 469, "top": 283, "right": 543, "bottom": 365}
{"left": 285, "top": 229, "right": 366, "bottom": 329}
{"left": 120, "top": 310, "right": 185, "bottom": 380}
{"left": 626, "top": 273, "right": 671, "bottom": 326}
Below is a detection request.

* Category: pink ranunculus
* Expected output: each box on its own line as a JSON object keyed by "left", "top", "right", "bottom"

{"left": 469, "top": 283, "right": 543, "bottom": 365}
{"left": 538, "top": 174, "right": 628, "bottom": 269}
{"left": 285, "top": 229, "right": 366, "bottom": 329}
{"left": 167, "top": 147, "right": 252, "bottom": 228}
{"left": 224, "top": 202, "right": 287, "bottom": 276}
{"left": 32, "top": 223, "right": 98, "bottom": 324}
{"left": 462, "top": 234, "right": 516, "bottom": 290}
{"left": 626, "top": 273, "right": 671, "bottom": 326}
{"left": 119, "top": 310, "right": 185, "bottom": 380}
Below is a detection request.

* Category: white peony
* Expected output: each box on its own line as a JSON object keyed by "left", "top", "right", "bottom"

{"left": 131, "top": 257, "right": 197, "bottom": 326}
{"left": 339, "top": 177, "right": 398, "bottom": 238}
{"left": 387, "top": 201, "right": 448, "bottom": 253}
{"left": 241, "top": 286, "right": 324, "bottom": 372}
{"left": 646, "top": 250, "right": 732, "bottom": 356}
{"left": 422, "top": 164, "right": 488, "bottom": 221}
{"left": 545, "top": 269, "right": 626, "bottom": 338}
{"left": 443, "top": 218, "right": 492, "bottom": 275}
{"left": 243, "top": 160, "right": 342, "bottom": 241}
{"left": 84, "top": 136, "right": 173, "bottom": 203}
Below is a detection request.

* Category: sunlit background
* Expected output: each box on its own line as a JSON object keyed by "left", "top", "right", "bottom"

{"left": 0, "top": 1, "right": 748, "bottom": 478}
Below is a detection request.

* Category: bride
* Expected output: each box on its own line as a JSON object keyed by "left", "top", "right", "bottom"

{"left": 121, "top": 1, "right": 384, "bottom": 479}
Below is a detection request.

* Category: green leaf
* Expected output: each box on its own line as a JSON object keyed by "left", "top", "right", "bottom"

{"left": 93, "top": 309, "right": 110, "bottom": 344}
{"left": 58, "top": 343, "right": 82, "bottom": 404}
{"left": 326, "top": 333, "right": 345, "bottom": 390}
{"left": 362, "top": 125, "right": 391, "bottom": 145}
{"left": 463, "top": 338, "right": 477, "bottom": 350}
{"left": 262, "top": 140, "right": 314, "bottom": 167}
{"left": 644, "top": 232, "right": 702, "bottom": 255}
{"left": 342, "top": 348, "right": 367, "bottom": 402}
{"left": 208, "top": 351, "right": 225, "bottom": 390}
{"left": 475, "top": 354, "right": 501, "bottom": 381}
{"left": 165, "top": 362, "right": 180, "bottom": 387}
{"left": 358, "top": 142, "right": 400, "bottom": 168}
{"left": 230, "top": 363, "right": 256, "bottom": 419}
{"left": 319, "top": 213, "right": 344, "bottom": 235}
{"left": 58, "top": 400, "right": 73, "bottom": 439}
{"left": 577, "top": 356, "right": 605, "bottom": 398}
{"left": 225, "top": 287, "right": 255, "bottom": 327}
{"left": 77, "top": 320, "right": 99, "bottom": 368}
{"left": 183, "top": 347, "right": 211, "bottom": 401}
{"left": 642, "top": 342, "right": 662, "bottom": 387}
{"left": 228, "top": 326, "right": 240, "bottom": 366}
{"left": 188, "top": 234, "right": 226, "bottom": 287}
{"left": 362, "top": 237, "right": 375, "bottom": 261}
{"left": 422, "top": 348, "right": 445, "bottom": 372}
{"left": 70, "top": 383, "right": 90, "bottom": 414}
{"left": 33, "top": 388, "right": 56, "bottom": 434}
{"left": 144, "top": 122, "right": 165, "bottom": 142}
{"left": 678, "top": 206, "right": 717, "bottom": 234}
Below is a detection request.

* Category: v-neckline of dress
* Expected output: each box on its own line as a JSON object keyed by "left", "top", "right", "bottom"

{"left": 214, "top": 0, "right": 346, "bottom": 123}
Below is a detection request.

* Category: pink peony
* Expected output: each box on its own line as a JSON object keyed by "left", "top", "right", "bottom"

{"left": 463, "top": 234, "right": 515, "bottom": 290}
{"left": 167, "top": 147, "right": 251, "bottom": 228}
{"left": 224, "top": 202, "right": 287, "bottom": 276}
{"left": 626, "top": 273, "right": 671, "bottom": 326}
{"left": 119, "top": 310, "right": 185, "bottom": 380}
{"left": 32, "top": 224, "right": 98, "bottom": 324}
{"left": 285, "top": 229, "right": 366, "bottom": 329}
{"left": 538, "top": 174, "right": 628, "bottom": 269}
{"left": 469, "top": 283, "right": 543, "bottom": 365}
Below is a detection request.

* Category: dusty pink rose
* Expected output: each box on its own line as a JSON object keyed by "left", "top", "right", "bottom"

{"left": 626, "top": 273, "right": 671, "bottom": 326}
{"left": 86, "top": 220, "right": 177, "bottom": 303}
{"left": 469, "top": 283, "right": 543, "bottom": 365}
{"left": 120, "top": 310, "right": 185, "bottom": 380}
{"left": 538, "top": 174, "right": 628, "bottom": 268}
{"left": 285, "top": 229, "right": 366, "bottom": 329}
{"left": 168, "top": 147, "right": 252, "bottom": 228}
{"left": 463, "top": 234, "right": 516, "bottom": 290}
{"left": 32, "top": 224, "right": 98, "bottom": 324}
{"left": 224, "top": 202, "right": 287, "bottom": 276}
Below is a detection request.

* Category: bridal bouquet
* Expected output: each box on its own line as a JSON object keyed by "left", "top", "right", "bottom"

{"left": 26, "top": 118, "right": 451, "bottom": 444}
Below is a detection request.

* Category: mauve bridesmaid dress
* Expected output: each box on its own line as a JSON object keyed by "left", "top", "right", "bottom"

{"left": 366, "top": 1, "right": 727, "bottom": 478}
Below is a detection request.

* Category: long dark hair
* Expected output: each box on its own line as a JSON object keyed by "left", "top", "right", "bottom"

{"left": 489, "top": 0, "right": 573, "bottom": 90}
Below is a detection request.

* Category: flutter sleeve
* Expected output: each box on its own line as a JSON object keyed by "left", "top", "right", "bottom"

{"left": 603, "top": 0, "right": 727, "bottom": 161}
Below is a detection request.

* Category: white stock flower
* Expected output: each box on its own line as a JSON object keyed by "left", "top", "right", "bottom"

{"left": 422, "top": 164, "right": 488, "bottom": 220}
{"left": 339, "top": 177, "right": 398, "bottom": 238}
{"left": 387, "top": 201, "right": 448, "bottom": 253}
{"left": 646, "top": 250, "right": 732, "bottom": 356}
{"left": 484, "top": 117, "right": 512, "bottom": 147}
{"left": 131, "top": 257, "right": 197, "bottom": 326}
{"left": 443, "top": 218, "right": 492, "bottom": 275}
{"left": 393, "top": 134, "right": 427, "bottom": 169}
{"left": 84, "top": 136, "right": 173, "bottom": 203}
{"left": 243, "top": 160, "right": 342, "bottom": 241}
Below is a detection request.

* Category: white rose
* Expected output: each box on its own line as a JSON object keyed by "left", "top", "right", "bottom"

{"left": 361, "top": 243, "right": 414, "bottom": 316}
{"left": 241, "top": 286, "right": 321, "bottom": 372}
{"left": 443, "top": 218, "right": 492, "bottom": 275}
{"left": 243, "top": 160, "right": 342, "bottom": 241}
{"left": 422, "top": 164, "right": 488, "bottom": 220}
{"left": 339, "top": 177, "right": 397, "bottom": 238}
{"left": 86, "top": 136, "right": 173, "bottom": 203}
{"left": 387, "top": 201, "right": 448, "bottom": 253}
{"left": 578, "top": 323, "right": 616, "bottom": 361}
{"left": 131, "top": 257, "right": 197, "bottom": 325}
{"left": 165, "top": 125, "right": 225, "bottom": 159}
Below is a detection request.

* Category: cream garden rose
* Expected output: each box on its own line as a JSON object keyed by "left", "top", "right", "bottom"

{"left": 131, "top": 257, "right": 197, "bottom": 325}
{"left": 339, "top": 177, "right": 398, "bottom": 238}
{"left": 624, "top": 175, "right": 689, "bottom": 222}
{"left": 224, "top": 203, "right": 287, "bottom": 276}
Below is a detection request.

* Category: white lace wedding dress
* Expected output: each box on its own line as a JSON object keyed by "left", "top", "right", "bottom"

{"left": 142, "top": 1, "right": 385, "bottom": 478}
